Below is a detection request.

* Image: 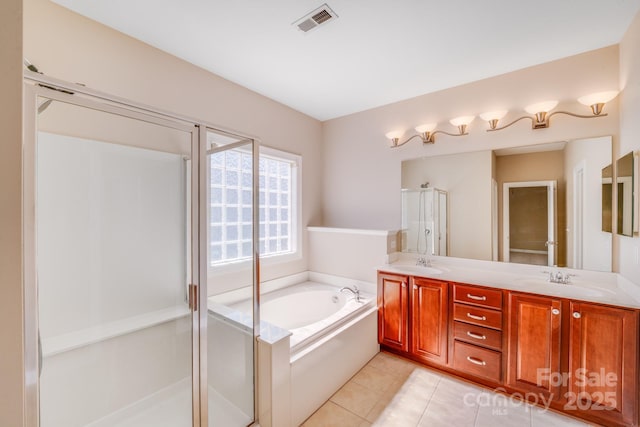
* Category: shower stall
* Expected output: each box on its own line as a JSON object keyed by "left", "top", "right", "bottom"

{"left": 401, "top": 188, "right": 448, "bottom": 256}
{"left": 23, "top": 74, "right": 259, "bottom": 426}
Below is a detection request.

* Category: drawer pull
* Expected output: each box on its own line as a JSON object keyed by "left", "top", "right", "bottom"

{"left": 466, "top": 331, "right": 486, "bottom": 340}
{"left": 466, "top": 313, "right": 487, "bottom": 321}
{"left": 466, "top": 293, "right": 487, "bottom": 301}
{"left": 466, "top": 356, "right": 486, "bottom": 366}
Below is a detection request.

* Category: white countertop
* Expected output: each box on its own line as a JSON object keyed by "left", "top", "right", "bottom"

{"left": 379, "top": 254, "right": 640, "bottom": 309}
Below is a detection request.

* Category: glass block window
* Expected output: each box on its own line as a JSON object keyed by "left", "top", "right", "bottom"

{"left": 209, "top": 148, "right": 295, "bottom": 265}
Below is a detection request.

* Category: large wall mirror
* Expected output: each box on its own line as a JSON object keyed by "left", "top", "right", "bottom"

{"left": 401, "top": 136, "right": 613, "bottom": 272}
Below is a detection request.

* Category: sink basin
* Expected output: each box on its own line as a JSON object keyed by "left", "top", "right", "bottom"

{"left": 389, "top": 265, "right": 444, "bottom": 275}
{"left": 515, "top": 277, "right": 616, "bottom": 297}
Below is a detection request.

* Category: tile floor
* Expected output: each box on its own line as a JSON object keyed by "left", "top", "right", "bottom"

{"left": 302, "top": 351, "right": 595, "bottom": 427}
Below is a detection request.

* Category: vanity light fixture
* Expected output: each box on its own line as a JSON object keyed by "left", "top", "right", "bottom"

{"left": 481, "top": 91, "right": 619, "bottom": 132}
{"left": 386, "top": 116, "right": 474, "bottom": 148}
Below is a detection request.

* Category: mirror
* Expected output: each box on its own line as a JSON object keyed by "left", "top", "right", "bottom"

{"left": 602, "top": 164, "right": 613, "bottom": 233}
{"left": 616, "top": 152, "right": 635, "bottom": 236}
{"left": 401, "top": 136, "right": 613, "bottom": 272}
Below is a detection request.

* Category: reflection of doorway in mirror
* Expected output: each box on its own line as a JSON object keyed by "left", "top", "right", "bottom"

{"left": 616, "top": 151, "right": 636, "bottom": 237}
{"left": 573, "top": 164, "right": 585, "bottom": 269}
{"left": 503, "top": 181, "right": 557, "bottom": 266}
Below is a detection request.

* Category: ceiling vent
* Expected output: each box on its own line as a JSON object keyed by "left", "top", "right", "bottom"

{"left": 294, "top": 4, "right": 338, "bottom": 33}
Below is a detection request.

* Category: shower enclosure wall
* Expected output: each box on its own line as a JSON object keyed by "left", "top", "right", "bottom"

{"left": 401, "top": 188, "right": 448, "bottom": 257}
{"left": 23, "top": 73, "right": 259, "bottom": 427}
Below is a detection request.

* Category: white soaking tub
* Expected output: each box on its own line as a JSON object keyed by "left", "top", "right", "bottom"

{"left": 231, "top": 280, "right": 375, "bottom": 354}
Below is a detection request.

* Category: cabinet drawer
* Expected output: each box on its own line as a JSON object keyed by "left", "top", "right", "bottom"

{"left": 453, "top": 303, "right": 502, "bottom": 330}
{"left": 453, "top": 341, "right": 502, "bottom": 383}
{"left": 454, "top": 284, "right": 502, "bottom": 309}
{"left": 453, "top": 321, "right": 502, "bottom": 351}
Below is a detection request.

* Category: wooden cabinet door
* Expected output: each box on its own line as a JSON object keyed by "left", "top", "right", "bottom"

{"left": 568, "top": 302, "right": 638, "bottom": 426}
{"left": 410, "top": 277, "right": 448, "bottom": 365}
{"left": 377, "top": 273, "right": 409, "bottom": 352}
{"left": 507, "top": 293, "right": 562, "bottom": 399}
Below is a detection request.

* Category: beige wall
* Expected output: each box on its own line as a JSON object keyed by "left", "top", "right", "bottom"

{"left": 618, "top": 11, "right": 640, "bottom": 282}
{"left": 322, "top": 46, "right": 620, "bottom": 231}
{"left": 23, "top": 0, "right": 324, "bottom": 287}
{"left": 0, "top": 0, "right": 24, "bottom": 425}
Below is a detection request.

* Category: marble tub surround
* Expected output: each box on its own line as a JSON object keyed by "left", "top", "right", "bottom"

{"left": 380, "top": 253, "right": 640, "bottom": 309}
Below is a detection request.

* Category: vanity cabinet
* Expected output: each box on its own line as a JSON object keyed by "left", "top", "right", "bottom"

{"left": 451, "top": 284, "right": 504, "bottom": 383}
{"left": 410, "top": 277, "right": 448, "bottom": 365}
{"left": 568, "top": 301, "right": 638, "bottom": 426}
{"left": 506, "top": 293, "right": 563, "bottom": 400}
{"left": 377, "top": 272, "right": 409, "bottom": 352}
{"left": 377, "top": 271, "right": 640, "bottom": 426}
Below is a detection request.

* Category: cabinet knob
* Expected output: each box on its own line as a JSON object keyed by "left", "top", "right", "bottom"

{"left": 572, "top": 312, "right": 581, "bottom": 319}
{"left": 551, "top": 308, "right": 560, "bottom": 315}
{"left": 402, "top": 282, "right": 406, "bottom": 288}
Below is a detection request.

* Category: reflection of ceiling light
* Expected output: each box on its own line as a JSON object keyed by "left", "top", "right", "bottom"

{"left": 481, "top": 91, "right": 619, "bottom": 132}
{"left": 386, "top": 117, "right": 474, "bottom": 147}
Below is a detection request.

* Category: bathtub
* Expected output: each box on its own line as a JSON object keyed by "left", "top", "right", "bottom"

{"left": 231, "top": 280, "right": 376, "bottom": 354}
{"left": 210, "top": 273, "right": 379, "bottom": 426}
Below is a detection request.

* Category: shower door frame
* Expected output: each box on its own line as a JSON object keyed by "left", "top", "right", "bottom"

{"left": 22, "top": 72, "right": 261, "bottom": 427}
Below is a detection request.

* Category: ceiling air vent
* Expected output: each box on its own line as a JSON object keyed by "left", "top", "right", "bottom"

{"left": 294, "top": 4, "right": 338, "bottom": 33}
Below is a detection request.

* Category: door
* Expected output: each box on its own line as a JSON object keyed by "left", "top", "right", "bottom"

{"left": 205, "top": 130, "right": 258, "bottom": 426}
{"left": 27, "top": 90, "right": 199, "bottom": 426}
{"left": 503, "top": 181, "right": 557, "bottom": 266}
{"left": 377, "top": 273, "right": 409, "bottom": 352}
{"left": 411, "top": 277, "right": 448, "bottom": 365}
{"left": 24, "top": 81, "right": 260, "bottom": 427}
{"left": 507, "top": 293, "right": 562, "bottom": 399}
{"left": 568, "top": 302, "right": 638, "bottom": 426}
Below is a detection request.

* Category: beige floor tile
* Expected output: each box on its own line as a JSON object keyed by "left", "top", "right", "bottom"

{"left": 418, "top": 397, "right": 479, "bottom": 427}
{"left": 303, "top": 401, "right": 366, "bottom": 427}
{"left": 367, "top": 352, "right": 419, "bottom": 379}
{"left": 331, "top": 380, "right": 384, "bottom": 418}
{"left": 359, "top": 421, "right": 373, "bottom": 427}
{"left": 474, "top": 393, "right": 532, "bottom": 427}
{"left": 530, "top": 407, "right": 589, "bottom": 427}
{"left": 351, "top": 365, "right": 398, "bottom": 391}
{"left": 429, "top": 376, "right": 484, "bottom": 405}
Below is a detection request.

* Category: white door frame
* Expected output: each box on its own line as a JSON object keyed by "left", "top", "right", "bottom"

{"left": 503, "top": 180, "right": 557, "bottom": 265}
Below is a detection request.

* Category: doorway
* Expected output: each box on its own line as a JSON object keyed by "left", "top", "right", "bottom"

{"left": 502, "top": 181, "right": 557, "bottom": 266}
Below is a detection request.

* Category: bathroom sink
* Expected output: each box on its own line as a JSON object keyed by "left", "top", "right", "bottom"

{"left": 514, "top": 277, "right": 616, "bottom": 297}
{"left": 390, "top": 265, "right": 444, "bottom": 275}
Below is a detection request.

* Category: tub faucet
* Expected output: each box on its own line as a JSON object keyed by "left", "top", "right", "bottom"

{"left": 339, "top": 286, "right": 361, "bottom": 303}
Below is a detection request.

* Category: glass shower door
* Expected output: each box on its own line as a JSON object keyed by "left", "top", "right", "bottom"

{"left": 204, "top": 129, "right": 258, "bottom": 426}
{"left": 32, "top": 93, "right": 198, "bottom": 426}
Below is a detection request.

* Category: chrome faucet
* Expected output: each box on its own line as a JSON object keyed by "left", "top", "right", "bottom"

{"left": 416, "top": 256, "right": 432, "bottom": 267}
{"left": 543, "top": 270, "right": 576, "bottom": 285}
{"left": 339, "top": 285, "right": 361, "bottom": 302}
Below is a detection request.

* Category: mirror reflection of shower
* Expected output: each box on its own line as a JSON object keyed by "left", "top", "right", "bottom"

{"left": 402, "top": 185, "right": 448, "bottom": 256}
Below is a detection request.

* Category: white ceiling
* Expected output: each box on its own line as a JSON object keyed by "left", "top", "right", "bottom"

{"left": 53, "top": 0, "right": 640, "bottom": 121}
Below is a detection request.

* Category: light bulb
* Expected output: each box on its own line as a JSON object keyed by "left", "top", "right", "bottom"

{"left": 524, "top": 101, "right": 558, "bottom": 114}
{"left": 479, "top": 110, "right": 508, "bottom": 121}
{"left": 415, "top": 123, "right": 437, "bottom": 133}
{"left": 449, "top": 116, "right": 475, "bottom": 127}
{"left": 577, "top": 91, "right": 619, "bottom": 106}
{"left": 385, "top": 130, "right": 403, "bottom": 140}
